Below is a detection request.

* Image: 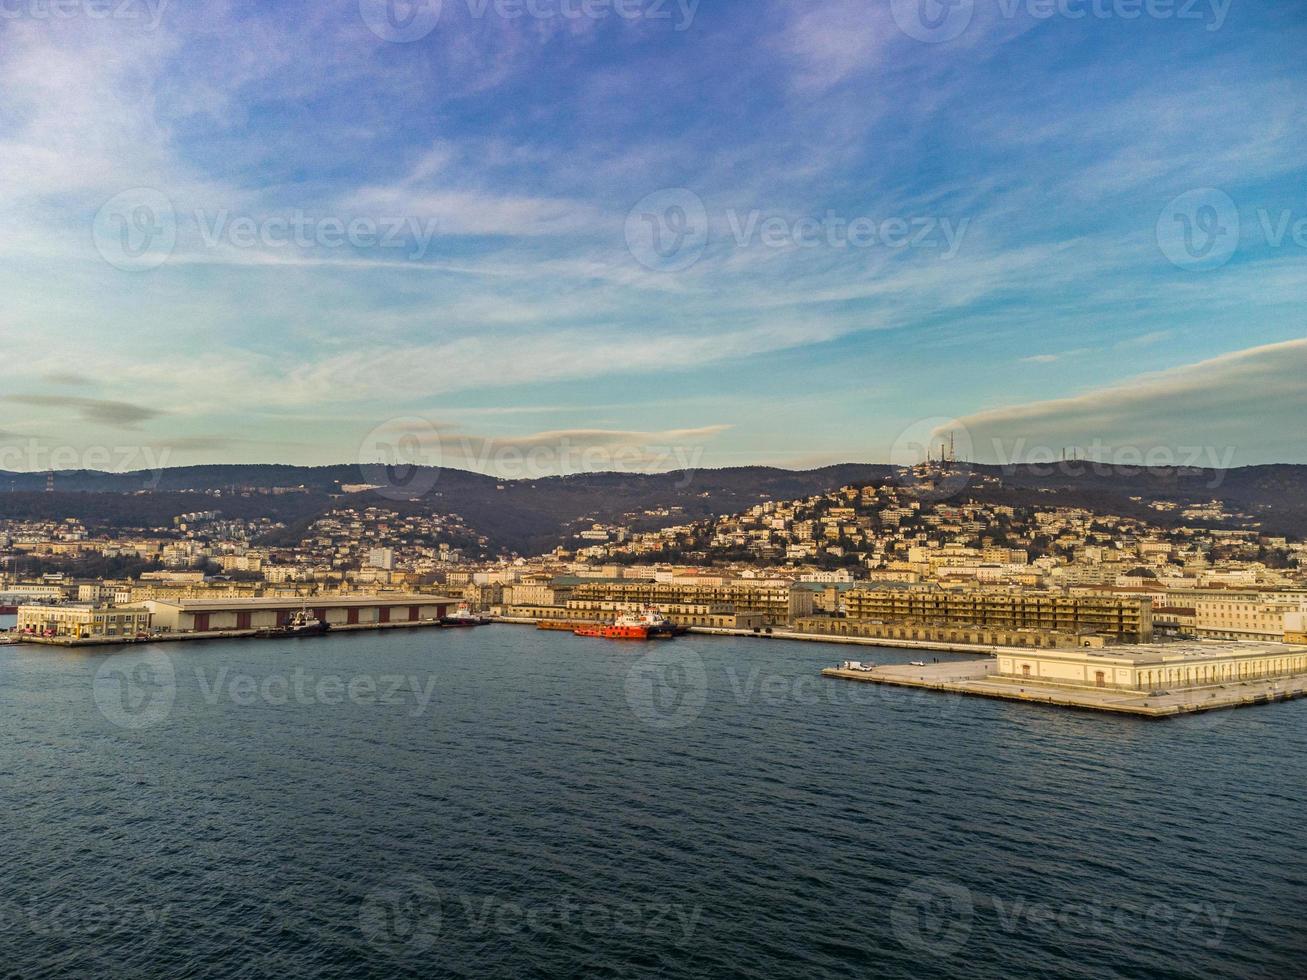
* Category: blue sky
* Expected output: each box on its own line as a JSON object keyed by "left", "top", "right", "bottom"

{"left": 1, "top": 0, "right": 1304, "bottom": 476}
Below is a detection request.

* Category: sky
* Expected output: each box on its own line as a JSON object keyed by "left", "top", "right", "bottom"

{"left": 0, "top": 0, "right": 1304, "bottom": 478}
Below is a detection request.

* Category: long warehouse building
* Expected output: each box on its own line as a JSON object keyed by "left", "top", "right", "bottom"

{"left": 144, "top": 595, "right": 456, "bottom": 633}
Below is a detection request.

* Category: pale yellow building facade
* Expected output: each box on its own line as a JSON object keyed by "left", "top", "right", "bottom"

{"left": 996, "top": 642, "right": 1307, "bottom": 693}
{"left": 17, "top": 604, "right": 152, "bottom": 639}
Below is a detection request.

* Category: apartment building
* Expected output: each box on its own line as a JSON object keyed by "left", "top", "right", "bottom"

{"left": 570, "top": 580, "right": 814, "bottom": 625}
{"left": 1182, "top": 590, "right": 1307, "bottom": 641}
{"left": 840, "top": 588, "right": 1154, "bottom": 642}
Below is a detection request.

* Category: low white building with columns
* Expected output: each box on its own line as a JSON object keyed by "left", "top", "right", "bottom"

{"left": 996, "top": 640, "right": 1307, "bottom": 693}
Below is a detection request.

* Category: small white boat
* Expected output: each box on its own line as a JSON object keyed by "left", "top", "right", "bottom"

{"left": 909, "top": 660, "right": 927, "bottom": 667}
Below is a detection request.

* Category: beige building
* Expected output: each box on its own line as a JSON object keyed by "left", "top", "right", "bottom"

{"left": 507, "top": 600, "right": 764, "bottom": 631}
{"left": 18, "top": 603, "right": 152, "bottom": 639}
{"left": 1286, "top": 613, "right": 1307, "bottom": 645}
{"left": 841, "top": 588, "right": 1153, "bottom": 642}
{"left": 570, "top": 580, "right": 813, "bottom": 625}
{"left": 1184, "top": 590, "right": 1307, "bottom": 641}
{"left": 996, "top": 641, "right": 1307, "bottom": 693}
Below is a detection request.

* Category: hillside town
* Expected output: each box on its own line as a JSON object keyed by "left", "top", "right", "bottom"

{"left": 4, "top": 461, "right": 1307, "bottom": 650}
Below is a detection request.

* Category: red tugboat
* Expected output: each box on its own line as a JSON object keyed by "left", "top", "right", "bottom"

{"left": 574, "top": 608, "right": 677, "bottom": 641}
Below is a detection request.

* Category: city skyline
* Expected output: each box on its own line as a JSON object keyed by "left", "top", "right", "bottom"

{"left": 3, "top": 1, "right": 1305, "bottom": 471}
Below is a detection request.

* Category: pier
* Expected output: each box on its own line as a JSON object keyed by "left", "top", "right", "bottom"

{"left": 822, "top": 659, "right": 1307, "bottom": 718}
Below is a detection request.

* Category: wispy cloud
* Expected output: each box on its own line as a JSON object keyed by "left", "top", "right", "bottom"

{"left": 0, "top": 1, "right": 1303, "bottom": 464}
{"left": 3, "top": 395, "right": 165, "bottom": 428}
{"left": 955, "top": 339, "right": 1307, "bottom": 466}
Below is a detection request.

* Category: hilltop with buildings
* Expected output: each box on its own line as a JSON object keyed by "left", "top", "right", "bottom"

{"left": 4, "top": 458, "right": 1307, "bottom": 651}
{"left": 4, "top": 461, "right": 1307, "bottom": 558}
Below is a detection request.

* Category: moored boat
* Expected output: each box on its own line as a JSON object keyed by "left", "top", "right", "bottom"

{"left": 286, "top": 609, "right": 330, "bottom": 636}
{"left": 442, "top": 602, "right": 490, "bottom": 627}
{"left": 573, "top": 607, "right": 677, "bottom": 641}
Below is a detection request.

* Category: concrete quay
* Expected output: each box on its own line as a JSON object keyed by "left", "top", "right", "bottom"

{"left": 10, "top": 617, "right": 451, "bottom": 648}
{"left": 492, "top": 618, "right": 1008, "bottom": 654}
{"left": 687, "top": 626, "right": 1005, "bottom": 655}
{"left": 821, "top": 660, "right": 1307, "bottom": 719}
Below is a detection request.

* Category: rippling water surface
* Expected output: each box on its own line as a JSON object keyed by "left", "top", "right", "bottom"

{"left": 1, "top": 626, "right": 1304, "bottom": 978}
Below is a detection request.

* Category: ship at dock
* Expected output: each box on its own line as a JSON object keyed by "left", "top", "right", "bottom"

{"left": 574, "top": 608, "right": 680, "bottom": 641}
{"left": 256, "top": 607, "right": 330, "bottom": 638}
{"left": 441, "top": 602, "right": 491, "bottom": 627}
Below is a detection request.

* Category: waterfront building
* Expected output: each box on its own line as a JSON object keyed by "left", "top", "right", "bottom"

{"left": 569, "top": 580, "right": 813, "bottom": 625}
{"left": 505, "top": 599, "right": 765, "bottom": 631}
{"left": 17, "top": 603, "right": 153, "bottom": 639}
{"left": 994, "top": 641, "right": 1307, "bottom": 692}
{"left": 1179, "top": 590, "right": 1307, "bottom": 641}
{"left": 143, "top": 595, "right": 455, "bottom": 632}
{"left": 840, "top": 588, "right": 1153, "bottom": 642}
{"left": 1286, "top": 613, "right": 1307, "bottom": 645}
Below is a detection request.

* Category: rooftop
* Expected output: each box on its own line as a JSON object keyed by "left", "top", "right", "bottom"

{"left": 1014, "top": 640, "right": 1304, "bottom": 667}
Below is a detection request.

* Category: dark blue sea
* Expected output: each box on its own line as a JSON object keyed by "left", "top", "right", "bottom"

{"left": 1, "top": 626, "right": 1303, "bottom": 978}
